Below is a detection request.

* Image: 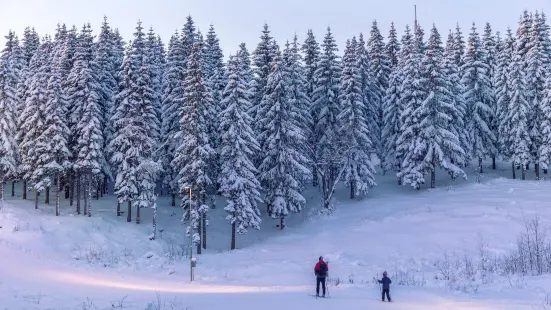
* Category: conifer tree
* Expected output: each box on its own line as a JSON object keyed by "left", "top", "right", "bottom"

{"left": 357, "top": 34, "right": 378, "bottom": 157}
{"left": 160, "top": 31, "right": 185, "bottom": 206}
{"left": 395, "top": 25, "right": 427, "bottom": 189}
{"left": 496, "top": 28, "right": 515, "bottom": 176}
{"left": 367, "top": 20, "right": 391, "bottom": 156}
{"left": 0, "top": 31, "right": 22, "bottom": 200}
{"left": 219, "top": 51, "right": 262, "bottom": 249}
{"left": 453, "top": 24, "right": 466, "bottom": 71}
{"left": 338, "top": 37, "right": 376, "bottom": 198}
{"left": 110, "top": 21, "right": 160, "bottom": 224}
{"left": 312, "top": 27, "right": 343, "bottom": 210}
{"left": 146, "top": 27, "right": 164, "bottom": 145}
{"left": 386, "top": 22, "right": 401, "bottom": 68}
{"left": 482, "top": 23, "right": 499, "bottom": 169}
{"left": 172, "top": 40, "right": 216, "bottom": 254}
{"left": 302, "top": 29, "right": 320, "bottom": 186}
{"left": 258, "top": 48, "right": 309, "bottom": 228}
{"left": 381, "top": 26, "right": 412, "bottom": 180}
{"left": 461, "top": 23, "right": 496, "bottom": 177}
{"left": 416, "top": 25, "right": 466, "bottom": 188}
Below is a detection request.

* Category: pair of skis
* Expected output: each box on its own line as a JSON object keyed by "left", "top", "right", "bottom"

{"left": 308, "top": 294, "right": 329, "bottom": 299}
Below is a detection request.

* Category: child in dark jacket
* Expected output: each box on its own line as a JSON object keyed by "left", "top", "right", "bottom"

{"left": 377, "top": 271, "right": 392, "bottom": 302}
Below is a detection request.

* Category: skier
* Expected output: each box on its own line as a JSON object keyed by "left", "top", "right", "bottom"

{"left": 314, "top": 256, "right": 328, "bottom": 297}
{"left": 378, "top": 271, "right": 392, "bottom": 302}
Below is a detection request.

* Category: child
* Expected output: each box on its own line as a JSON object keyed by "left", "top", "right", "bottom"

{"left": 377, "top": 271, "right": 392, "bottom": 302}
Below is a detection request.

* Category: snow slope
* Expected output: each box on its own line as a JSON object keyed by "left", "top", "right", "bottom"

{"left": 1, "top": 162, "right": 551, "bottom": 309}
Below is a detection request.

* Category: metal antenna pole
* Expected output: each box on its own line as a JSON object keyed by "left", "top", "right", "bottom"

{"left": 414, "top": 5, "right": 417, "bottom": 29}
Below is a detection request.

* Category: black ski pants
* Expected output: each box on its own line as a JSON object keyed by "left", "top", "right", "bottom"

{"left": 316, "top": 277, "right": 326, "bottom": 295}
{"left": 382, "top": 288, "right": 391, "bottom": 301}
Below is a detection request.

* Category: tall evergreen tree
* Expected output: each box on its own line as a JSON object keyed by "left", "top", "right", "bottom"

{"left": 495, "top": 28, "right": 515, "bottom": 175}
{"left": 258, "top": 48, "right": 309, "bottom": 228}
{"left": 338, "top": 37, "right": 376, "bottom": 198}
{"left": 0, "top": 31, "right": 22, "bottom": 199}
{"left": 21, "top": 27, "right": 40, "bottom": 66}
{"left": 381, "top": 25, "right": 412, "bottom": 180}
{"left": 160, "top": 31, "right": 185, "bottom": 206}
{"left": 302, "top": 29, "right": 320, "bottom": 186}
{"left": 453, "top": 24, "right": 466, "bottom": 71}
{"left": 461, "top": 23, "right": 496, "bottom": 177}
{"left": 110, "top": 21, "right": 160, "bottom": 224}
{"left": 312, "top": 27, "right": 343, "bottom": 210}
{"left": 367, "top": 20, "right": 391, "bottom": 156}
{"left": 528, "top": 11, "right": 551, "bottom": 178}
{"left": 482, "top": 23, "right": 499, "bottom": 169}
{"left": 357, "top": 34, "right": 378, "bottom": 157}
{"left": 146, "top": 27, "right": 164, "bottom": 145}
{"left": 386, "top": 22, "right": 401, "bottom": 68}
{"left": 172, "top": 40, "right": 216, "bottom": 254}
{"left": 395, "top": 25, "right": 427, "bottom": 189}
{"left": 219, "top": 51, "right": 262, "bottom": 249}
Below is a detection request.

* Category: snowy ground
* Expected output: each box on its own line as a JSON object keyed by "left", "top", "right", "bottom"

{"left": 1, "top": 161, "right": 551, "bottom": 309}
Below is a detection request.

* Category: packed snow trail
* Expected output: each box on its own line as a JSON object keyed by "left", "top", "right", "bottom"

{"left": 0, "top": 242, "right": 535, "bottom": 309}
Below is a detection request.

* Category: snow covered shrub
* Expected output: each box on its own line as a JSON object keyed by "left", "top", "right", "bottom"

{"left": 394, "top": 269, "right": 427, "bottom": 287}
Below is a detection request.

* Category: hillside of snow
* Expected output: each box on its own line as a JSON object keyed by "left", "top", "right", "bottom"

{"left": 1, "top": 162, "right": 551, "bottom": 309}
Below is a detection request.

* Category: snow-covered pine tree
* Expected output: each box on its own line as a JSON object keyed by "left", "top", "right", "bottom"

{"left": 444, "top": 30, "right": 470, "bottom": 170}
{"left": 416, "top": 25, "right": 466, "bottom": 188}
{"left": 258, "top": 47, "right": 309, "bottom": 228}
{"left": 453, "top": 24, "right": 466, "bottom": 72}
{"left": 367, "top": 20, "right": 391, "bottom": 157}
{"left": 302, "top": 29, "right": 320, "bottom": 186}
{"left": 528, "top": 12, "right": 551, "bottom": 178}
{"left": 67, "top": 24, "right": 104, "bottom": 217}
{"left": 180, "top": 15, "right": 196, "bottom": 69}
{"left": 219, "top": 51, "right": 262, "bottom": 249}
{"left": 36, "top": 43, "right": 71, "bottom": 216}
{"left": 338, "top": 37, "right": 376, "bottom": 198}
{"left": 541, "top": 76, "right": 551, "bottom": 175}
{"left": 461, "top": 23, "right": 497, "bottom": 178}
{"left": 283, "top": 35, "right": 312, "bottom": 192}
{"left": 386, "top": 22, "right": 401, "bottom": 68}
{"left": 0, "top": 31, "right": 21, "bottom": 200}
{"left": 146, "top": 27, "right": 163, "bottom": 144}
{"left": 495, "top": 28, "right": 515, "bottom": 177}
{"left": 238, "top": 43, "right": 252, "bottom": 84}
{"left": 110, "top": 21, "right": 160, "bottom": 225}
{"left": 482, "top": 23, "right": 499, "bottom": 170}
{"left": 252, "top": 24, "right": 278, "bottom": 157}
{"left": 506, "top": 47, "right": 531, "bottom": 180}
{"left": 160, "top": 31, "right": 185, "bottom": 207}
{"left": 21, "top": 27, "right": 40, "bottom": 66}
{"left": 311, "top": 27, "right": 343, "bottom": 210}
{"left": 381, "top": 25, "right": 412, "bottom": 181}
{"left": 171, "top": 39, "right": 216, "bottom": 254}
{"left": 357, "top": 33, "right": 379, "bottom": 159}
{"left": 396, "top": 25, "right": 426, "bottom": 189}
{"left": 95, "top": 17, "right": 119, "bottom": 194}
{"left": 19, "top": 36, "right": 52, "bottom": 209}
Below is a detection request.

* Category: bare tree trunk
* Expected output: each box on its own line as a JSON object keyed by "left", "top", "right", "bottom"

{"left": 522, "top": 164, "right": 526, "bottom": 180}
{"left": 83, "top": 173, "right": 88, "bottom": 216}
{"left": 11, "top": 181, "right": 15, "bottom": 197}
{"left": 492, "top": 156, "right": 496, "bottom": 170}
{"left": 45, "top": 186, "right": 50, "bottom": 204}
{"left": 478, "top": 157, "right": 483, "bottom": 174}
{"left": 202, "top": 212, "right": 206, "bottom": 249}
{"left": 312, "top": 166, "right": 318, "bottom": 187}
{"left": 76, "top": 172, "right": 81, "bottom": 214}
{"left": 512, "top": 162, "right": 516, "bottom": 179}
{"left": 69, "top": 172, "right": 74, "bottom": 206}
{"left": 23, "top": 180, "right": 27, "bottom": 200}
{"left": 535, "top": 163, "right": 540, "bottom": 180}
{"left": 280, "top": 216, "right": 285, "bottom": 230}
{"left": 527, "top": 162, "right": 530, "bottom": 170}
{"left": 350, "top": 180, "right": 355, "bottom": 199}
{"left": 230, "top": 221, "right": 236, "bottom": 250}
{"left": 0, "top": 182, "right": 3, "bottom": 201}
{"left": 35, "top": 190, "right": 39, "bottom": 209}
{"left": 116, "top": 200, "right": 121, "bottom": 216}
{"left": 151, "top": 205, "right": 157, "bottom": 240}
{"left": 171, "top": 193, "right": 176, "bottom": 207}
{"left": 136, "top": 205, "right": 140, "bottom": 224}
{"left": 544, "top": 167, "right": 548, "bottom": 174}
{"left": 103, "top": 175, "right": 108, "bottom": 194}
{"left": 127, "top": 201, "right": 131, "bottom": 222}
{"left": 56, "top": 174, "right": 60, "bottom": 216}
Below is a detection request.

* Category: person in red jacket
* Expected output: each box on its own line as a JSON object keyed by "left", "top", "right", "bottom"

{"left": 314, "top": 256, "right": 328, "bottom": 297}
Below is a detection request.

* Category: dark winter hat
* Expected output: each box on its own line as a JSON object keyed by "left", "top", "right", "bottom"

{"left": 383, "top": 271, "right": 387, "bottom": 275}
{"left": 319, "top": 256, "right": 323, "bottom": 261}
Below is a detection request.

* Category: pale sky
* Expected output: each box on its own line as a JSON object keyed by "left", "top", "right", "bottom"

{"left": 0, "top": 0, "right": 549, "bottom": 57}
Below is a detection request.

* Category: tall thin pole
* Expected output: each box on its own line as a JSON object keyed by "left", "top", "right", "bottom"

{"left": 414, "top": 5, "right": 417, "bottom": 29}
{"left": 188, "top": 187, "right": 193, "bottom": 282}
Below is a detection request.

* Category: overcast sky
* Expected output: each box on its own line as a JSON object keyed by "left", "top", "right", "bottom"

{"left": 0, "top": 0, "right": 549, "bottom": 56}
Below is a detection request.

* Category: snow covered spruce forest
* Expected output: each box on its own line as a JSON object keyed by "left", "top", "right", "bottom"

{"left": 0, "top": 10, "right": 550, "bottom": 254}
